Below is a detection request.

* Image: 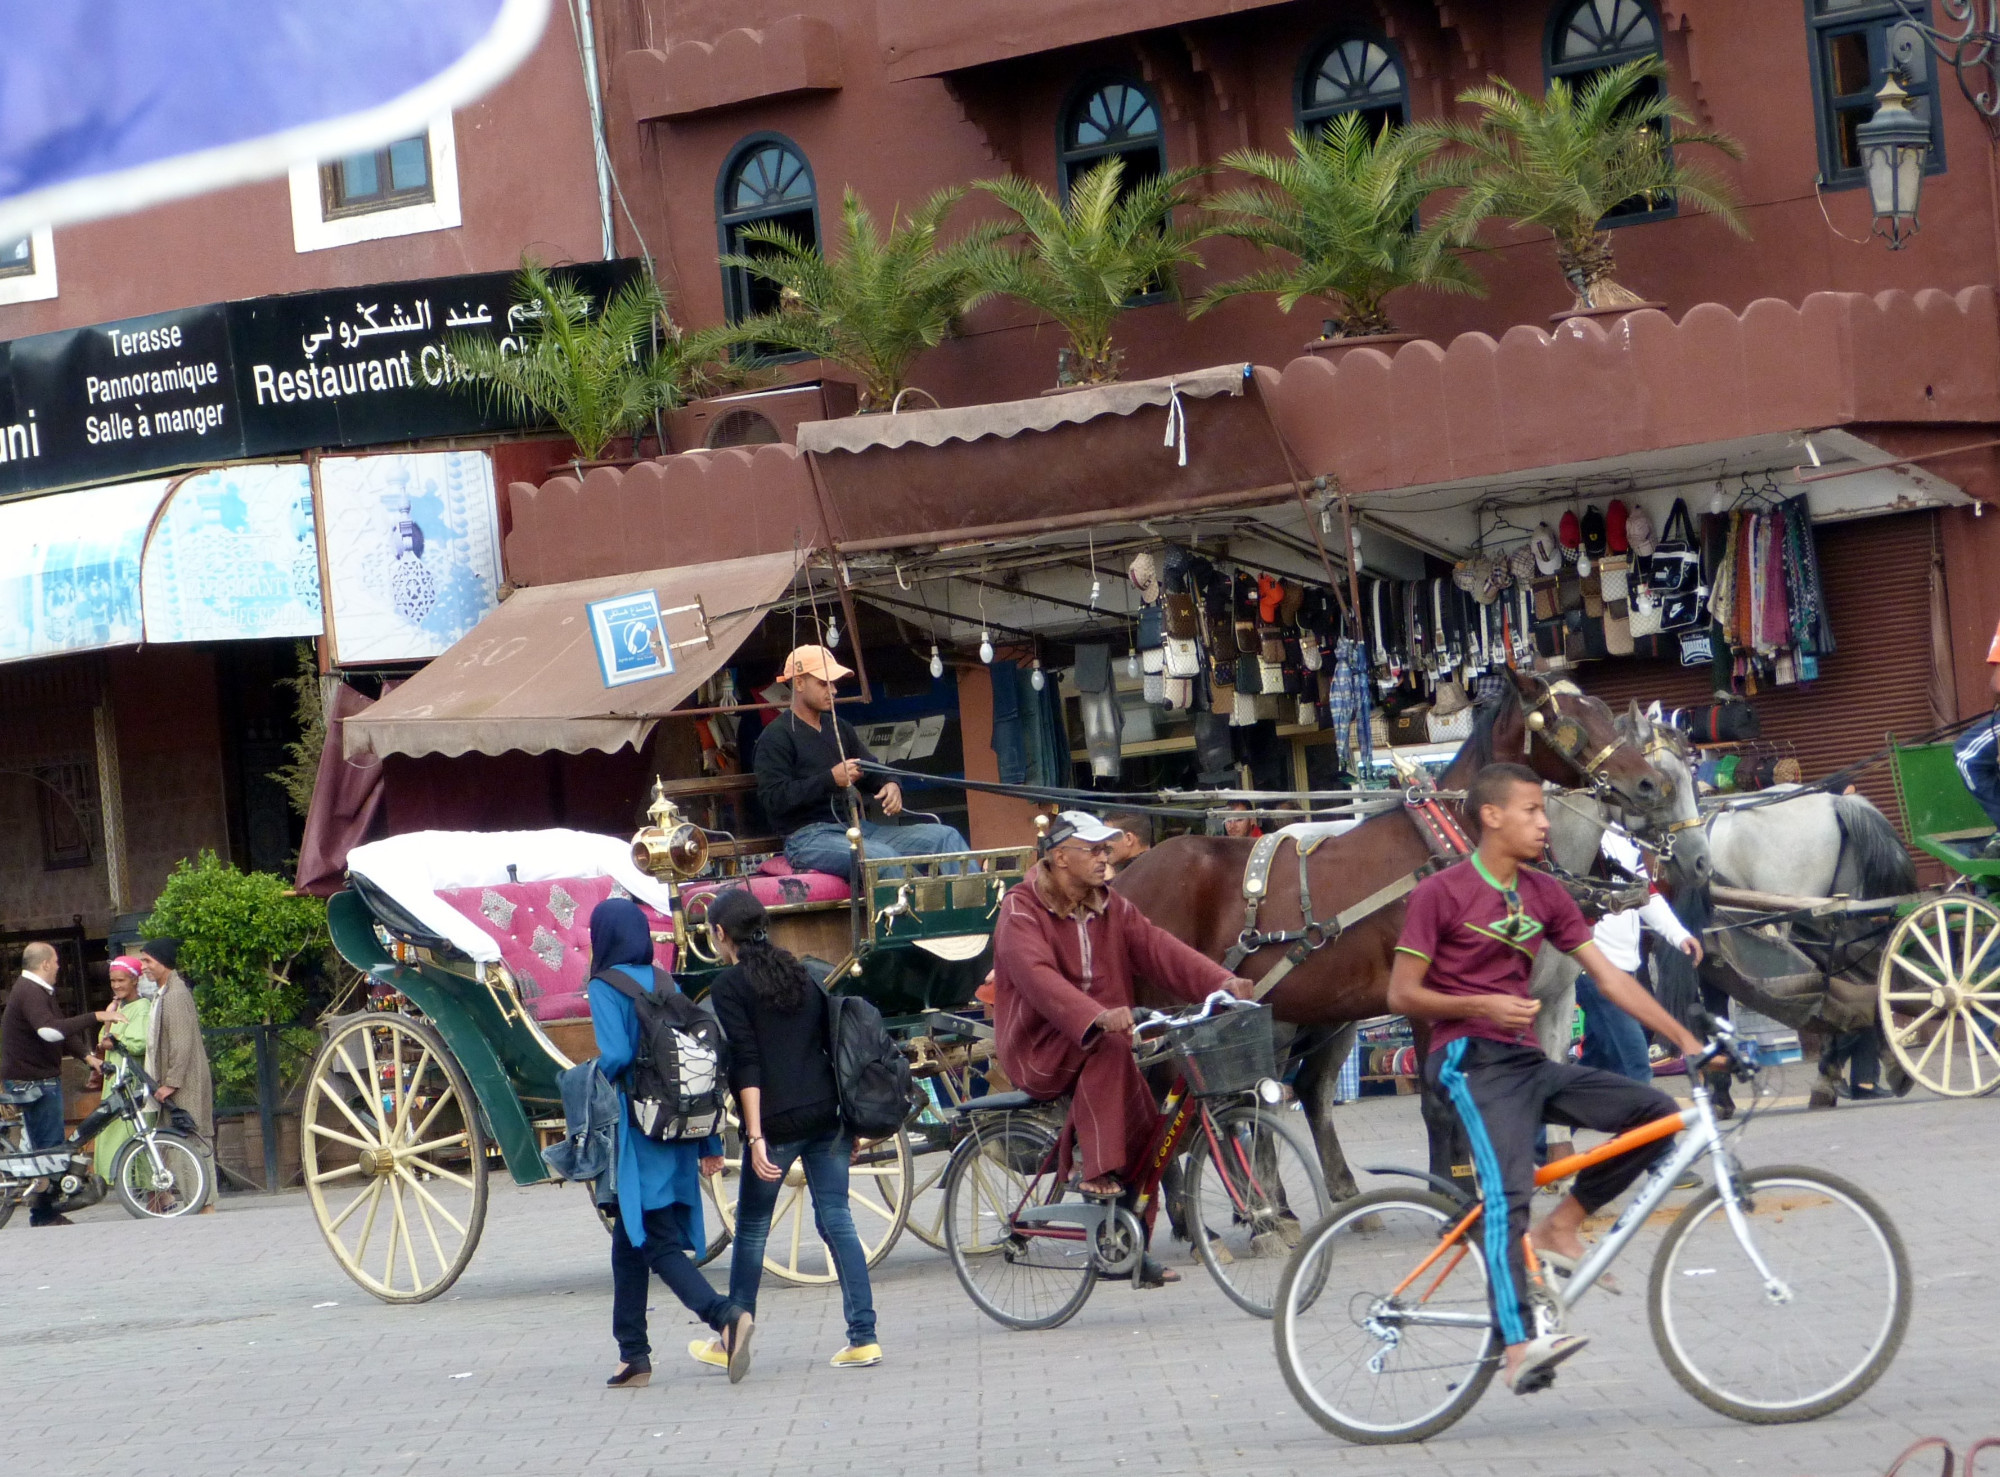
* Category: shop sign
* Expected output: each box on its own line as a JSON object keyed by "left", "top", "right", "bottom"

{"left": 586, "top": 590, "right": 673, "bottom": 687}
{"left": 0, "top": 259, "right": 636, "bottom": 500}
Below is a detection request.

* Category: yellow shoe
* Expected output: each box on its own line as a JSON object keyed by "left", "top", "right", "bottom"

{"left": 688, "top": 1338, "right": 728, "bottom": 1370}
{"left": 830, "top": 1343, "right": 882, "bottom": 1369}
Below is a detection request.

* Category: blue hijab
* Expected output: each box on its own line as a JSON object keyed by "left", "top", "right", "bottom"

{"left": 588, "top": 897, "right": 653, "bottom": 977}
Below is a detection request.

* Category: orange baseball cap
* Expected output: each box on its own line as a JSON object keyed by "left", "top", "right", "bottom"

{"left": 778, "top": 644, "right": 853, "bottom": 683}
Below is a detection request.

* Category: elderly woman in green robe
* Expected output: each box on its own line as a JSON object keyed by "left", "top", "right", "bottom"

{"left": 92, "top": 956, "right": 155, "bottom": 1180}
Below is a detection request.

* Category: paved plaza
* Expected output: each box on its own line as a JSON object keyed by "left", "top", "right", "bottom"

{"left": 7, "top": 1083, "right": 1995, "bottom": 1477}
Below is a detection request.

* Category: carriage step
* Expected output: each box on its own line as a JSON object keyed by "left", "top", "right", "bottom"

{"left": 952, "top": 1090, "right": 1037, "bottom": 1115}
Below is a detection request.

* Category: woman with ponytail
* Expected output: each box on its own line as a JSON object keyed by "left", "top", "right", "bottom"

{"left": 694, "top": 888, "right": 882, "bottom": 1373}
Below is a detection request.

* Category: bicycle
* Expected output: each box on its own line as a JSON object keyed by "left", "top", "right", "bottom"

{"left": 1272, "top": 1013, "right": 1911, "bottom": 1443}
{"left": 941, "top": 992, "right": 1330, "bottom": 1327}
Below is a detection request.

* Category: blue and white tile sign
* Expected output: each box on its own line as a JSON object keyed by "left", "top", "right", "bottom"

{"left": 586, "top": 590, "right": 672, "bottom": 688}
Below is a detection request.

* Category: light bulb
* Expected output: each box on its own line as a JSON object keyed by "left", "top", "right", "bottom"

{"left": 824, "top": 617, "right": 840, "bottom": 650}
{"left": 928, "top": 644, "right": 943, "bottom": 679}
{"left": 1125, "top": 650, "right": 1140, "bottom": 678}
{"left": 1089, "top": 577, "right": 1102, "bottom": 608}
{"left": 1576, "top": 551, "right": 1591, "bottom": 577}
{"left": 979, "top": 631, "right": 993, "bottom": 664}
{"left": 1030, "top": 659, "right": 1045, "bottom": 691}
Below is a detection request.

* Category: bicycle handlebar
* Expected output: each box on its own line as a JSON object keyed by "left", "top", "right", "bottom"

{"left": 1689, "top": 1008, "right": 1762, "bottom": 1082}
{"left": 1131, "top": 990, "right": 1254, "bottom": 1045}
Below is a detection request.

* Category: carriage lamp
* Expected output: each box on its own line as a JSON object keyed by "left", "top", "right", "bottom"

{"left": 1855, "top": 71, "right": 1930, "bottom": 248}
{"left": 630, "top": 778, "right": 710, "bottom": 880}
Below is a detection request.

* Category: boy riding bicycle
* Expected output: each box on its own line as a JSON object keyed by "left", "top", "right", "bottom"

{"left": 1388, "top": 762, "right": 1705, "bottom": 1394}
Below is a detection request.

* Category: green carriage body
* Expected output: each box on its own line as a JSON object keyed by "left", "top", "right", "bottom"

{"left": 1887, "top": 736, "right": 2000, "bottom": 882}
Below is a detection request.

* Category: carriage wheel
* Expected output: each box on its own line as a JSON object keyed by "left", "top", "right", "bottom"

{"left": 302, "top": 1014, "right": 489, "bottom": 1303}
{"left": 1877, "top": 896, "right": 2000, "bottom": 1099}
{"left": 707, "top": 1113, "right": 911, "bottom": 1285}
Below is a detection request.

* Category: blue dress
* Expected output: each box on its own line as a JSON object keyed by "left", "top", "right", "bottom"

{"left": 587, "top": 963, "right": 722, "bottom": 1248}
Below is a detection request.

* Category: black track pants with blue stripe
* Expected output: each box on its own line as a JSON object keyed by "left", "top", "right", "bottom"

{"left": 1426, "top": 1038, "right": 1680, "bottom": 1346}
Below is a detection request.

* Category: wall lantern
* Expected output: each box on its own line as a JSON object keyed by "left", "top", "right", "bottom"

{"left": 1854, "top": 72, "right": 1931, "bottom": 248}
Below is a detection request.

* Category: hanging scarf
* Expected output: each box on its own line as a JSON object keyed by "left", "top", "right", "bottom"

{"left": 1760, "top": 510, "right": 1789, "bottom": 658}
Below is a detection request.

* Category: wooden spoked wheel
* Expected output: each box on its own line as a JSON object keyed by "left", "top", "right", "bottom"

{"left": 705, "top": 1109, "right": 911, "bottom": 1285}
{"left": 302, "top": 1013, "right": 490, "bottom": 1303}
{"left": 1877, "top": 896, "right": 2000, "bottom": 1098}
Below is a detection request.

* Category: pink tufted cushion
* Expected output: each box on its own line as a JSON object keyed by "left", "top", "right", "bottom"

{"left": 682, "top": 871, "right": 851, "bottom": 909}
{"left": 437, "top": 876, "right": 674, "bottom": 1025}
{"left": 757, "top": 855, "right": 795, "bottom": 876}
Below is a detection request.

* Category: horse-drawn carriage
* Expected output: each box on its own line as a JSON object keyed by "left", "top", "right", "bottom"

{"left": 308, "top": 783, "right": 1029, "bottom": 1303}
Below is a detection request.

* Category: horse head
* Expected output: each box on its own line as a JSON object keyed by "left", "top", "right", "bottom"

{"left": 1619, "top": 701, "right": 1712, "bottom": 890}
{"left": 1489, "top": 669, "right": 1665, "bottom": 813}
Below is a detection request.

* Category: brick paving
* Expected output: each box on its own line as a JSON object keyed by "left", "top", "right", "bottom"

{"left": 6, "top": 1081, "right": 1995, "bottom": 1477}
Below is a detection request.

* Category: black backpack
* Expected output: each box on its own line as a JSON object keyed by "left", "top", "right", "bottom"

{"left": 595, "top": 968, "right": 729, "bottom": 1143}
{"left": 825, "top": 993, "right": 916, "bottom": 1139}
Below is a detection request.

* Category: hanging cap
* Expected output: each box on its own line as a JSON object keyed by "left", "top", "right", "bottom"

{"left": 1532, "top": 522, "right": 1562, "bottom": 575}
{"left": 1580, "top": 505, "right": 1608, "bottom": 558}
{"left": 1128, "top": 552, "right": 1161, "bottom": 603}
{"left": 1558, "top": 509, "right": 1582, "bottom": 550}
{"left": 1606, "top": 498, "right": 1630, "bottom": 554}
{"left": 1626, "top": 504, "right": 1657, "bottom": 557}
{"left": 778, "top": 645, "right": 853, "bottom": 684}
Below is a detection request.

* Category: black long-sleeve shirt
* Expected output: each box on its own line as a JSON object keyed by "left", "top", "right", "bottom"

{"left": 753, "top": 709, "right": 882, "bottom": 838}
{"left": 707, "top": 965, "right": 840, "bottom": 1142}
{"left": 1, "top": 975, "right": 93, "bottom": 1082}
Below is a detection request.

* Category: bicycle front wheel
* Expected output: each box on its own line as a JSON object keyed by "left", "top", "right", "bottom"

{"left": 942, "top": 1113, "right": 1095, "bottom": 1330}
{"left": 1274, "top": 1189, "right": 1499, "bottom": 1445}
{"left": 1185, "top": 1101, "right": 1330, "bottom": 1317}
{"left": 1649, "top": 1164, "right": 1910, "bottom": 1423}
{"left": 113, "top": 1133, "right": 211, "bottom": 1219}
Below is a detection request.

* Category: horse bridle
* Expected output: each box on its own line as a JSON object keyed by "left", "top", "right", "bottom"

{"left": 1523, "top": 680, "right": 1631, "bottom": 801}
{"left": 1626, "top": 724, "right": 1703, "bottom": 866}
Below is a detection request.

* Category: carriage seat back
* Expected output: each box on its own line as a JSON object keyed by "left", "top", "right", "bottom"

{"left": 435, "top": 875, "right": 675, "bottom": 1024}
{"left": 683, "top": 858, "right": 852, "bottom": 910}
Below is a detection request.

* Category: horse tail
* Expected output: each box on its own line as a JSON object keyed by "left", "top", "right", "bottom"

{"left": 1830, "top": 794, "right": 1918, "bottom": 900}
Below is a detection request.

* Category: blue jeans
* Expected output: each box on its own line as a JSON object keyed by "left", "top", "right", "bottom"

{"left": 609, "top": 1202, "right": 740, "bottom": 1365}
{"left": 1575, "top": 975, "right": 1654, "bottom": 1084}
{"left": 786, "top": 819, "right": 970, "bottom": 884}
{"left": 6, "top": 1077, "right": 66, "bottom": 1224}
{"left": 728, "top": 1129, "right": 877, "bottom": 1346}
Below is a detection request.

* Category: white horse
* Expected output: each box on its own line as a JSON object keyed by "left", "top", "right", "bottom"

{"left": 1707, "top": 790, "right": 1915, "bottom": 901}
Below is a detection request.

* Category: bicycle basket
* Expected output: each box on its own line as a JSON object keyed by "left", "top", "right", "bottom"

{"left": 1170, "top": 1005, "right": 1277, "bottom": 1096}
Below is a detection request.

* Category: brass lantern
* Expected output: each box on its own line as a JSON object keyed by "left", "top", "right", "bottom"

{"left": 1855, "top": 71, "right": 1930, "bottom": 249}
{"left": 630, "top": 778, "right": 710, "bottom": 880}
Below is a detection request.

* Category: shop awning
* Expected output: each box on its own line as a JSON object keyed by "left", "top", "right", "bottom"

{"left": 343, "top": 549, "right": 804, "bottom": 760}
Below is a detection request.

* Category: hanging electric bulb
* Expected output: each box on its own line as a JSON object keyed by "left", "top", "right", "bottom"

{"left": 928, "top": 644, "right": 944, "bottom": 679}
{"left": 1030, "top": 658, "right": 1045, "bottom": 692}
{"left": 824, "top": 615, "right": 840, "bottom": 650}
{"left": 1576, "top": 549, "right": 1591, "bottom": 577}
{"left": 979, "top": 630, "right": 994, "bottom": 664}
{"left": 1125, "top": 648, "right": 1140, "bottom": 678}
{"left": 1089, "top": 576, "right": 1102, "bottom": 608}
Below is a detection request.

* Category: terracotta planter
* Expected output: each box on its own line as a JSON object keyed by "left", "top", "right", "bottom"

{"left": 1549, "top": 300, "right": 1665, "bottom": 327}
{"left": 1303, "top": 332, "right": 1418, "bottom": 363}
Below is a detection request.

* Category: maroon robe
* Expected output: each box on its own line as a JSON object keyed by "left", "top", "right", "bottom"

{"left": 992, "top": 864, "right": 1232, "bottom": 1180}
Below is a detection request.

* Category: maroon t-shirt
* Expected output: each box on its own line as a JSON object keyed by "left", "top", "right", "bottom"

{"left": 1395, "top": 857, "right": 1594, "bottom": 1050}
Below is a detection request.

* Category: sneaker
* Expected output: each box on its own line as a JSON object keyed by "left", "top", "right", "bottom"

{"left": 688, "top": 1338, "right": 728, "bottom": 1370}
{"left": 725, "top": 1310, "right": 754, "bottom": 1385}
{"left": 1505, "top": 1333, "right": 1590, "bottom": 1395}
{"left": 830, "top": 1343, "right": 883, "bottom": 1369}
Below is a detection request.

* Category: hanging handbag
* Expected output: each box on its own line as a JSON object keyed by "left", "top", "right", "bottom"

{"left": 1647, "top": 498, "right": 1701, "bottom": 596}
{"left": 1659, "top": 586, "right": 1703, "bottom": 633}
{"left": 1598, "top": 554, "right": 1630, "bottom": 602}
{"left": 1677, "top": 627, "right": 1715, "bottom": 668}
{"left": 1163, "top": 591, "right": 1199, "bottom": 640}
{"left": 1628, "top": 580, "right": 1663, "bottom": 637}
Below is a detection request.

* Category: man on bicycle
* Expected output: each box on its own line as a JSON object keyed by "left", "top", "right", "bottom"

{"left": 1388, "top": 763, "right": 1705, "bottom": 1394}
{"left": 991, "top": 811, "right": 1253, "bottom": 1285}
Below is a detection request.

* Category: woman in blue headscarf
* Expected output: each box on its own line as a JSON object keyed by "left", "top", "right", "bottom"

{"left": 588, "top": 897, "right": 752, "bottom": 1387}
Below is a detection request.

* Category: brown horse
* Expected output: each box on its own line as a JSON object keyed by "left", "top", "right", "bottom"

{"left": 1114, "top": 668, "right": 1665, "bottom": 1201}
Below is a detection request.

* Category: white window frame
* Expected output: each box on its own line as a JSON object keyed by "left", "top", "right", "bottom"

{"left": 0, "top": 227, "right": 58, "bottom": 305}
{"left": 289, "top": 114, "right": 461, "bottom": 254}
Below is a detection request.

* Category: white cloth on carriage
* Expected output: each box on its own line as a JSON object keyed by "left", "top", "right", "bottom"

{"left": 345, "top": 829, "right": 678, "bottom": 964}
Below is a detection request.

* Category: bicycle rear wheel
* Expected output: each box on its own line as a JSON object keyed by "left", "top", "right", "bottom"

{"left": 1185, "top": 1101, "right": 1329, "bottom": 1317}
{"left": 113, "top": 1133, "right": 211, "bottom": 1220}
{"left": 1274, "top": 1189, "right": 1499, "bottom": 1445}
{"left": 1649, "top": 1164, "right": 1910, "bottom": 1423}
{"left": 943, "top": 1114, "right": 1095, "bottom": 1330}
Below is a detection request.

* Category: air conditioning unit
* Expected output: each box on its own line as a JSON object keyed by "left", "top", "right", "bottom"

{"left": 667, "top": 380, "right": 859, "bottom": 451}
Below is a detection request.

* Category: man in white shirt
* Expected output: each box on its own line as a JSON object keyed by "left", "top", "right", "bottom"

{"left": 1576, "top": 830, "right": 1702, "bottom": 1083}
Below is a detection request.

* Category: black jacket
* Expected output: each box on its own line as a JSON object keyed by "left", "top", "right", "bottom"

{"left": 1, "top": 976, "right": 92, "bottom": 1082}
{"left": 754, "top": 709, "right": 882, "bottom": 837}
{"left": 707, "top": 966, "right": 840, "bottom": 1142}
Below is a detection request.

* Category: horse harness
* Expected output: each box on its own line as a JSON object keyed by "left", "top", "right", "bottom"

{"left": 1524, "top": 679, "right": 1632, "bottom": 803}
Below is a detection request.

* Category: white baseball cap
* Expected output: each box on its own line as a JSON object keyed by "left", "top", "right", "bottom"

{"left": 1047, "top": 810, "right": 1123, "bottom": 847}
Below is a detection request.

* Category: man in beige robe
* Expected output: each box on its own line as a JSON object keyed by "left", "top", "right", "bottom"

{"left": 139, "top": 939, "right": 216, "bottom": 1174}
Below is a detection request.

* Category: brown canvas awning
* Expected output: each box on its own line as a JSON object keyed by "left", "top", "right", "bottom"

{"left": 343, "top": 550, "right": 805, "bottom": 760}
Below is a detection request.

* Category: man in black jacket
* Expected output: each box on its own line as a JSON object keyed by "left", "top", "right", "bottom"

{"left": 2, "top": 942, "right": 119, "bottom": 1226}
{"left": 755, "top": 645, "right": 969, "bottom": 881}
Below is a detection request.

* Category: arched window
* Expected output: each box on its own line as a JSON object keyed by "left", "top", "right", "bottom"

{"left": 1545, "top": 0, "right": 1670, "bottom": 223}
{"left": 716, "top": 135, "right": 818, "bottom": 325}
{"left": 1059, "top": 78, "right": 1165, "bottom": 196}
{"left": 1297, "top": 37, "right": 1409, "bottom": 137}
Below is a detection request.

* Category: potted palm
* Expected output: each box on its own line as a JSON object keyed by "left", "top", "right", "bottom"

{"left": 720, "top": 186, "right": 1001, "bottom": 413}
{"left": 1193, "top": 114, "right": 1481, "bottom": 352}
{"left": 1420, "top": 57, "right": 1745, "bottom": 317}
{"left": 968, "top": 157, "right": 1211, "bottom": 386}
{"left": 446, "top": 259, "right": 734, "bottom": 464}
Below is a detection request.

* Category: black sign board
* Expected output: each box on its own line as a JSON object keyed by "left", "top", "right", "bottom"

{"left": 0, "top": 259, "right": 637, "bottom": 499}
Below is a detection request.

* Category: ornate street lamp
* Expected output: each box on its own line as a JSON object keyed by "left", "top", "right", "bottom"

{"left": 1855, "top": 72, "right": 1933, "bottom": 247}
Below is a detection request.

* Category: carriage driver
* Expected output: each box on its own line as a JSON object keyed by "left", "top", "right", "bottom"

{"left": 1388, "top": 762, "right": 1706, "bottom": 1396}
{"left": 754, "top": 644, "right": 971, "bottom": 882}
{"left": 990, "top": 811, "right": 1254, "bottom": 1287}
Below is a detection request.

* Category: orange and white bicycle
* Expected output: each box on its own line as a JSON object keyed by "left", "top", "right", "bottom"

{"left": 1273, "top": 1015, "right": 1911, "bottom": 1444}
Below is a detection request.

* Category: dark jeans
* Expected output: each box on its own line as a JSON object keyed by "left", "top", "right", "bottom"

{"left": 728, "top": 1130, "right": 877, "bottom": 1346}
{"left": 609, "top": 1202, "right": 738, "bottom": 1366}
{"left": 6, "top": 1078, "right": 65, "bottom": 1225}
{"left": 1575, "top": 974, "right": 1654, "bottom": 1084}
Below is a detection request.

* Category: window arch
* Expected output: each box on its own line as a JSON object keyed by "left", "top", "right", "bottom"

{"left": 1297, "top": 36, "right": 1409, "bottom": 137}
{"left": 1059, "top": 78, "right": 1165, "bottom": 196}
{"left": 1545, "top": 0, "right": 1671, "bottom": 224}
{"left": 716, "top": 135, "right": 819, "bottom": 325}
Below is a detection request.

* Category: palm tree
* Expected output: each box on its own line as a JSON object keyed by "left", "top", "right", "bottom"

{"left": 1419, "top": 57, "right": 1745, "bottom": 312}
{"left": 721, "top": 187, "right": 1000, "bottom": 412}
{"left": 445, "top": 259, "right": 733, "bottom": 461}
{"left": 1194, "top": 115, "right": 1482, "bottom": 336}
{"left": 968, "top": 157, "right": 1211, "bottom": 385}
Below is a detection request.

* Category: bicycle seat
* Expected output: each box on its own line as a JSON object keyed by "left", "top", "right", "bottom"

{"left": 0, "top": 1083, "right": 44, "bottom": 1106}
{"left": 952, "top": 1090, "right": 1037, "bottom": 1115}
